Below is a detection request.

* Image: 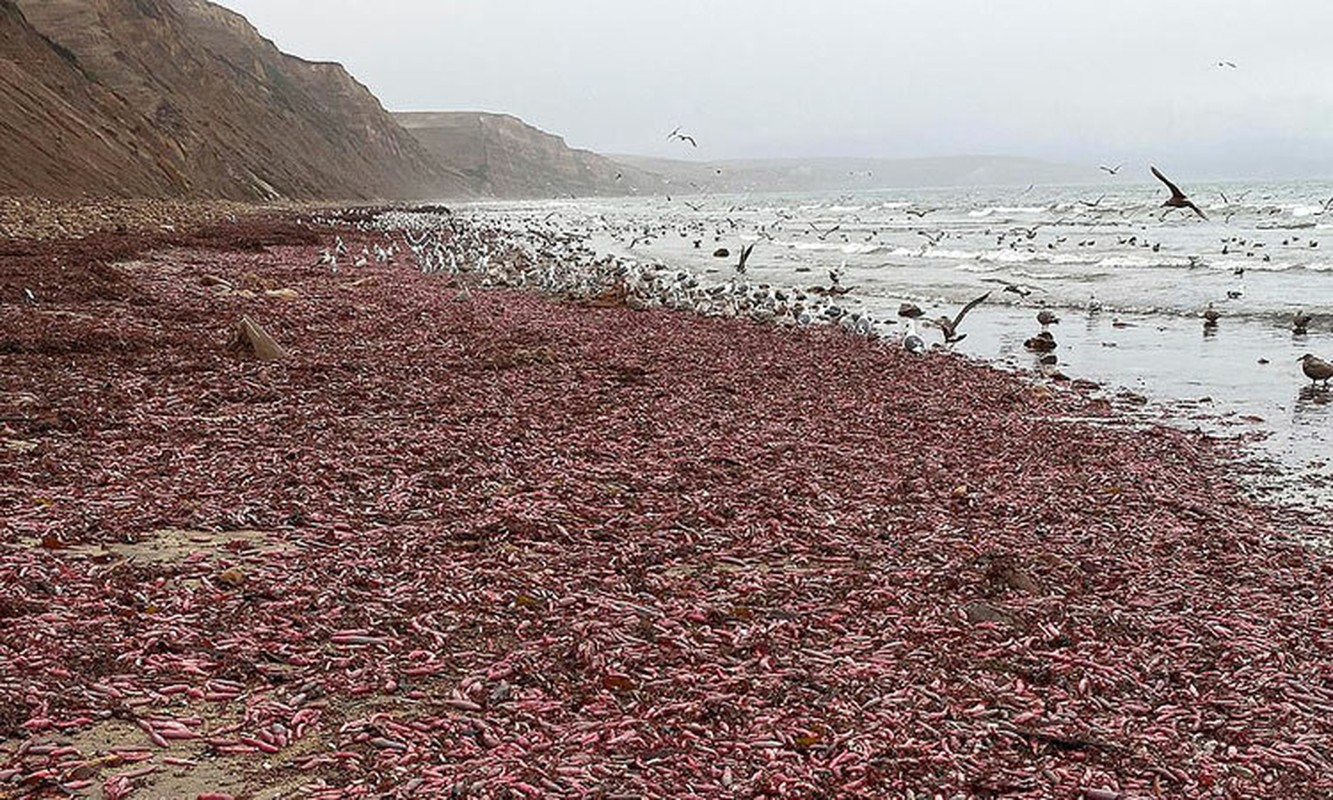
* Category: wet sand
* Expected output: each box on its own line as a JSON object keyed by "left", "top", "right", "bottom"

{"left": 2, "top": 212, "right": 1332, "bottom": 798}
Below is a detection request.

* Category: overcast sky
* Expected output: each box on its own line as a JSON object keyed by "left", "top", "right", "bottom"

{"left": 217, "top": 1, "right": 1333, "bottom": 176}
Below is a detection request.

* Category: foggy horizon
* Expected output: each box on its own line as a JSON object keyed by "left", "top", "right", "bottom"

{"left": 218, "top": 1, "right": 1333, "bottom": 179}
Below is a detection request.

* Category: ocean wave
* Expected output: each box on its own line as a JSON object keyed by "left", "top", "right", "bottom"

{"left": 967, "top": 206, "right": 1047, "bottom": 217}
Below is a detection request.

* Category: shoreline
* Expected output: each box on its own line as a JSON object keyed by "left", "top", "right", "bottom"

{"left": 2, "top": 211, "right": 1331, "bottom": 797}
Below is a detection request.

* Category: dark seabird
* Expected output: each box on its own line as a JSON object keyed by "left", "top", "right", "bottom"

{"left": 666, "top": 127, "right": 698, "bottom": 147}
{"left": 1293, "top": 310, "right": 1312, "bottom": 335}
{"left": 1024, "top": 331, "right": 1057, "bottom": 352}
{"left": 933, "top": 292, "right": 991, "bottom": 344}
{"left": 1151, "top": 166, "right": 1208, "bottom": 220}
{"left": 1299, "top": 354, "right": 1333, "bottom": 386}
{"left": 898, "top": 302, "right": 924, "bottom": 319}
{"left": 736, "top": 242, "right": 756, "bottom": 274}
{"left": 982, "top": 277, "right": 1042, "bottom": 298}
{"left": 1099, "top": 163, "right": 1124, "bottom": 175}
{"left": 1037, "top": 309, "right": 1060, "bottom": 327}
{"left": 1203, "top": 302, "right": 1220, "bottom": 327}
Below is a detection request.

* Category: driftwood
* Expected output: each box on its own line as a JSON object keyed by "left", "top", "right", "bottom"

{"left": 233, "top": 315, "right": 287, "bottom": 360}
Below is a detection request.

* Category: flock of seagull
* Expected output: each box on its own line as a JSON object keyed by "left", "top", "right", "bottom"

{"left": 308, "top": 166, "right": 1333, "bottom": 393}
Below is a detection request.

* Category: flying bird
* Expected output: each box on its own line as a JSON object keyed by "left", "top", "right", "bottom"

{"left": 736, "top": 242, "right": 756, "bottom": 274}
{"left": 809, "top": 223, "right": 841, "bottom": 240}
{"left": 932, "top": 292, "right": 991, "bottom": 344}
{"left": 1099, "top": 163, "right": 1124, "bottom": 175}
{"left": 1151, "top": 166, "right": 1208, "bottom": 220}
{"left": 905, "top": 207, "right": 938, "bottom": 219}
{"left": 1217, "top": 60, "right": 1238, "bottom": 69}
{"left": 982, "top": 277, "right": 1043, "bottom": 298}
{"left": 667, "top": 126, "right": 698, "bottom": 147}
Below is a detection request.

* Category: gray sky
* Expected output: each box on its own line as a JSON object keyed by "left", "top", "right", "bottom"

{"left": 218, "top": 0, "right": 1333, "bottom": 176}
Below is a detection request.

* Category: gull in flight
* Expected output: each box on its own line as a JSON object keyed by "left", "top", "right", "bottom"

{"left": 736, "top": 242, "right": 756, "bottom": 274}
{"left": 667, "top": 126, "right": 698, "bottom": 147}
{"left": 1151, "top": 166, "right": 1208, "bottom": 220}
{"left": 1099, "top": 163, "right": 1124, "bottom": 175}
{"left": 931, "top": 292, "right": 991, "bottom": 344}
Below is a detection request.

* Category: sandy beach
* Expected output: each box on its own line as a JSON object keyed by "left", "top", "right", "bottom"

{"left": 2, "top": 209, "right": 1332, "bottom": 798}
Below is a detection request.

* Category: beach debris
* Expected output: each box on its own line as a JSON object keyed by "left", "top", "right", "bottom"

{"left": 1, "top": 214, "right": 1330, "bottom": 799}
{"left": 232, "top": 315, "right": 287, "bottom": 360}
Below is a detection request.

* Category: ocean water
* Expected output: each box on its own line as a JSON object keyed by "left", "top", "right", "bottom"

{"left": 458, "top": 177, "right": 1333, "bottom": 517}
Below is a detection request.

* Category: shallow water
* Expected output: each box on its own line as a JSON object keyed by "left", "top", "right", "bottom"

{"left": 458, "top": 178, "right": 1333, "bottom": 515}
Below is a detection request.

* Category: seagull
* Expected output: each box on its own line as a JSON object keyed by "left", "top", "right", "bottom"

{"left": 736, "top": 242, "right": 756, "bottom": 274}
{"left": 1151, "top": 166, "right": 1208, "bottom": 220}
{"left": 1079, "top": 194, "right": 1108, "bottom": 208}
{"left": 1037, "top": 309, "right": 1060, "bottom": 328}
{"left": 667, "top": 127, "right": 698, "bottom": 147}
{"left": 808, "top": 223, "right": 841, "bottom": 240}
{"left": 982, "top": 277, "right": 1043, "bottom": 298}
{"left": 1293, "top": 309, "right": 1312, "bottom": 335}
{"left": 1024, "top": 331, "right": 1057, "bottom": 352}
{"left": 1099, "top": 163, "right": 1124, "bottom": 175}
{"left": 903, "top": 319, "right": 926, "bottom": 355}
{"left": 1203, "top": 302, "right": 1220, "bottom": 327}
{"left": 905, "top": 208, "right": 938, "bottom": 219}
{"left": 1299, "top": 354, "right": 1333, "bottom": 387}
{"left": 1087, "top": 293, "right": 1102, "bottom": 313}
{"left": 1217, "top": 60, "right": 1238, "bottom": 69}
{"left": 931, "top": 292, "right": 991, "bottom": 344}
{"left": 685, "top": 201, "right": 705, "bottom": 212}
{"left": 897, "top": 302, "right": 924, "bottom": 319}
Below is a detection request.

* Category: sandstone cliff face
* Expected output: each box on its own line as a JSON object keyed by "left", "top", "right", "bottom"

{"left": 395, "top": 112, "right": 664, "bottom": 199}
{"left": 0, "top": 0, "right": 185, "bottom": 197}
{"left": 2, "top": 0, "right": 466, "bottom": 200}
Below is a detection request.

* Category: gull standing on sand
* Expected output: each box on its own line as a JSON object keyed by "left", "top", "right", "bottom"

{"left": 1299, "top": 354, "right": 1333, "bottom": 387}
{"left": 1151, "top": 166, "right": 1208, "bottom": 220}
{"left": 1037, "top": 309, "right": 1060, "bottom": 329}
{"left": 903, "top": 319, "right": 926, "bottom": 354}
{"left": 1293, "top": 310, "right": 1312, "bottom": 335}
